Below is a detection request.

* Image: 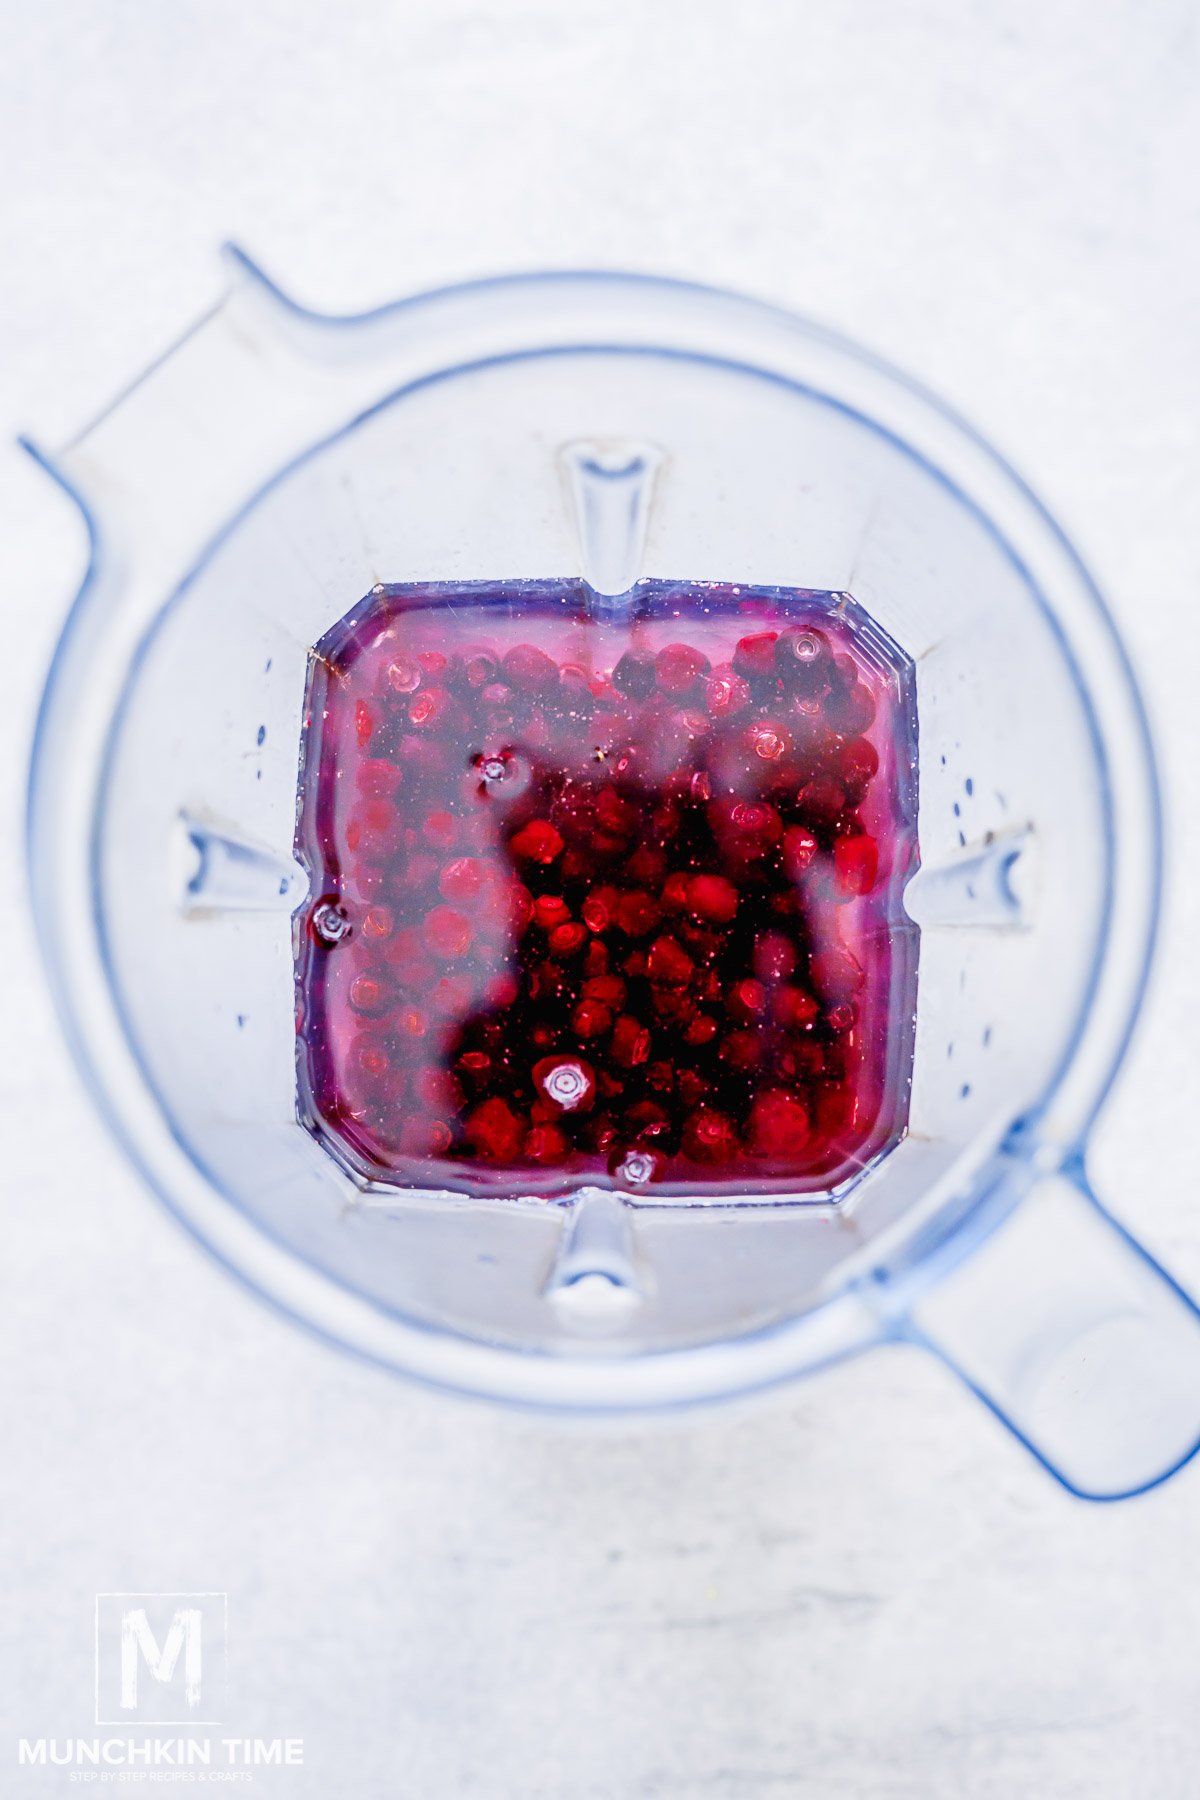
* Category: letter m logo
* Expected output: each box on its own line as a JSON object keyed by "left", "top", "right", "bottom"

{"left": 95, "top": 1593, "right": 227, "bottom": 1724}
{"left": 121, "top": 1606, "right": 202, "bottom": 1709}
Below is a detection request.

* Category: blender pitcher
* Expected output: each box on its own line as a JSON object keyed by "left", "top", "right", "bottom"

{"left": 25, "top": 254, "right": 1200, "bottom": 1500}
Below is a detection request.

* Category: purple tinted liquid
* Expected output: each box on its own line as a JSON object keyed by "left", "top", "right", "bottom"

{"left": 295, "top": 581, "right": 919, "bottom": 1198}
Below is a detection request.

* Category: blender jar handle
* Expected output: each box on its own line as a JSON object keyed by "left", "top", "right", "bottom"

{"left": 901, "top": 1165, "right": 1200, "bottom": 1499}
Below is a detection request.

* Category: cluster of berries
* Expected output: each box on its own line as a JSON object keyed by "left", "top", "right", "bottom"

{"left": 299, "top": 604, "right": 894, "bottom": 1191}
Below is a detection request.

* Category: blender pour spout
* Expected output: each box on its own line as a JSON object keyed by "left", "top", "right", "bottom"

{"left": 560, "top": 439, "right": 663, "bottom": 611}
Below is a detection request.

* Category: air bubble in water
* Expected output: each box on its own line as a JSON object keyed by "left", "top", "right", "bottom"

{"left": 617, "top": 1151, "right": 658, "bottom": 1187}
{"left": 544, "top": 1061, "right": 590, "bottom": 1110}
{"left": 312, "top": 899, "right": 350, "bottom": 945}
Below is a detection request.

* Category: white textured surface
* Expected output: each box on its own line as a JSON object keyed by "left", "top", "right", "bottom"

{"left": 2, "top": 2, "right": 1200, "bottom": 1794}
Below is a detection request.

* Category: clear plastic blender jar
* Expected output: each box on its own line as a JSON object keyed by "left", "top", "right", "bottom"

{"left": 26, "top": 255, "right": 1200, "bottom": 1499}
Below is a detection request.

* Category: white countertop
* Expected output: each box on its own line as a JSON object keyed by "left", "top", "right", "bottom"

{"left": 2, "top": 2, "right": 1199, "bottom": 1793}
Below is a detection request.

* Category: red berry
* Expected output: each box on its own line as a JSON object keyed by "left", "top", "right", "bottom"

{"left": 731, "top": 632, "right": 779, "bottom": 684}
{"left": 392, "top": 1113, "right": 454, "bottom": 1158}
{"left": 347, "top": 1032, "right": 393, "bottom": 1086}
{"left": 355, "top": 699, "right": 374, "bottom": 748}
{"left": 687, "top": 873, "right": 739, "bottom": 924}
{"left": 423, "top": 906, "right": 473, "bottom": 959}
{"left": 779, "top": 1038, "right": 826, "bottom": 1082}
{"left": 783, "top": 826, "right": 819, "bottom": 880}
{"left": 650, "top": 796, "right": 683, "bottom": 840}
{"left": 676, "top": 1069, "right": 712, "bottom": 1109}
{"left": 456, "top": 1049, "right": 492, "bottom": 1084}
{"left": 384, "top": 657, "right": 422, "bottom": 694}
{"left": 749, "top": 1090, "right": 812, "bottom": 1157}
{"left": 548, "top": 921, "right": 588, "bottom": 958}
{"left": 480, "top": 682, "right": 514, "bottom": 712}
{"left": 727, "top": 977, "right": 768, "bottom": 1022}
{"left": 835, "top": 736, "right": 881, "bottom": 804}
{"left": 615, "top": 890, "right": 661, "bottom": 937}
{"left": 828, "top": 680, "right": 877, "bottom": 734}
{"left": 788, "top": 698, "right": 836, "bottom": 754}
{"left": 356, "top": 757, "right": 403, "bottom": 797}
{"left": 384, "top": 924, "right": 426, "bottom": 970}
{"left": 593, "top": 833, "right": 629, "bottom": 860}
{"left": 582, "top": 939, "right": 610, "bottom": 977}
{"left": 582, "top": 973, "right": 626, "bottom": 1008}
{"left": 465, "top": 1097, "right": 526, "bottom": 1160}
{"left": 585, "top": 1116, "right": 620, "bottom": 1156}
{"left": 571, "top": 999, "right": 613, "bottom": 1038}
{"left": 834, "top": 833, "right": 879, "bottom": 897}
{"left": 661, "top": 871, "right": 693, "bottom": 913}
{"left": 582, "top": 884, "right": 620, "bottom": 932}
{"left": 816, "top": 1084, "right": 856, "bottom": 1139}
{"left": 704, "top": 663, "right": 752, "bottom": 720}
{"left": 754, "top": 931, "right": 798, "bottom": 983}
{"left": 681, "top": 1108, "right": 738, "bottom": 1164}
{"left": 695, "top": 967, "right": 723, "bottom": 1005}
{"left": 809, "top": 944, "right": 865, "bottom": 999}
{"left": 655, "top": 642, "right": 710, "bottom": 696}
{"left": 502, "top": 643, "right": 558, "bottom": 694}
{"left": 775, "top": 625, "right": 833, "bottom": 693}
{"left": 423, "top": 810, "right": 458, "bottom": 850}
{"left": 625, "top": 1099, "right": 674, "bottom": 1144}
{"left": 555, "top": 665, "right": 596, "bottom": 718}
{"left": 511, "top": 882, "right": 537, "bottom": 931}
{"left": 525, "top": 1122, "right": 570, "bottom": 1163}
{"left": 610, "top": 1015, "right": 652, "bottom": 1068}
{"left": 439, "top": 856, "right": 486, "bottom": 904}
{"left": 533, "top": 894, "right": 571, "bottom": 931}
{"left": 710, "top": 798, "right": 783, "bottom": 857}
{"left": 612, "top": 649, "right": 657, "bottom": 700}
{"left": 412, "top": 1066, "right": 463, "bottom": 1113}
{"left": 595, "top": 786, "right": 639, "bottom": 836}
{"left": 510, "top": 819, "right": 564, "bottom": 864}
{"left": 396, "top": 1004, "right": 429, "bottom": 1043}
{"left": 733, "top": 799, "right": 783, "bottom": 843}
{"left": 429, "top": 973, "right": 473, "bottom": 1017}
{"left": 362, "top": 904, "right": 394, "bottom": 940}
{"left": 746, "top": 719, "right": 793, "bottom": 762}
{"left": 647, "top": 935, "right": 694, "bottom": 987}
{"left": 797, "top": 775, "right": 845, "bottom": 826}
{"left": 408, "top": 687, "right": 451, "bottom": 729}
{"left": 458, "top": 648, "right": 499, "bottom": 690}
{"left": 348, "top": 972, "right": 390, "bottom": 1015}
{"left": 774, "top": 986, "right": 820, "bottom": 1030}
